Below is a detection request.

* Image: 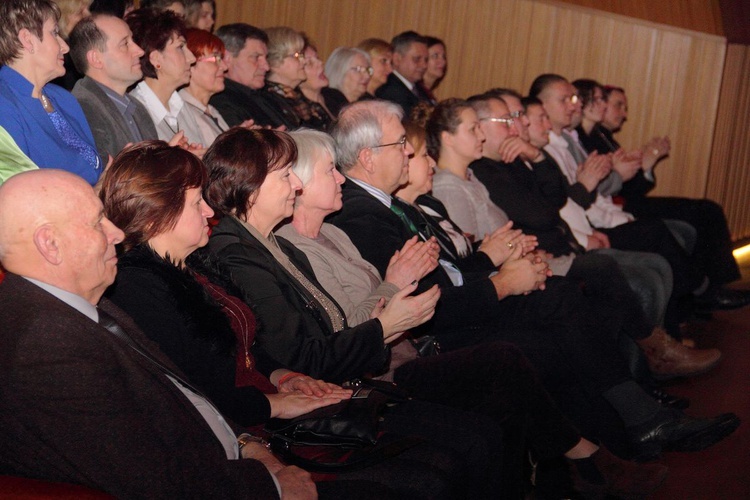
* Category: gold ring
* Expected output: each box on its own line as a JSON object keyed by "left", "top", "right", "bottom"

{"left": 507, "top": 242, "right": 514, "bottom": 249}
{"left": 652, "top": 149, "right": 659, "bottom": 155}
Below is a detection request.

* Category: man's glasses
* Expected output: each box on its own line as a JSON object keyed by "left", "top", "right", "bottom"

{"left": 372, "top": 136, "right": 407, "bottom": 150}
{"left": 481, "top": 116, "right": 514, "bottom": 128}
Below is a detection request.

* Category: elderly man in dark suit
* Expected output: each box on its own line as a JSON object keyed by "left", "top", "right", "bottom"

{"left": 0, "top": 169, "right": 319, "bottom": 498}
{"left": 69, "top": 14, "right": 159, "bottom": 161}
{"left": 375, "top": 31, "right": 431, "bottom": 116}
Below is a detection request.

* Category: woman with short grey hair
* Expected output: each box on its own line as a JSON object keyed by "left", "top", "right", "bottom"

{"left": 325, "top": 47, "right": 372, "bottom": 103}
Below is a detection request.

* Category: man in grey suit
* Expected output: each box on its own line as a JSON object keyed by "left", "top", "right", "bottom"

{"left": 69, "top": 14, "right": 158, "bottom": 161}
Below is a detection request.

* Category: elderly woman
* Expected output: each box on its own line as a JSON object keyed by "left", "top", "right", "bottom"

{"left": 179, "top": 28, "right": 230, "bottom": 146}
{"left": 297, "top": 35, "right": 345, "bottom": 129}
{"left": 325, "top": 47, "right": 373, "bottom": 105}
{"left": 127, "top": 8, "right": 203, "bottom": 146}
{"left": 262, "top": 26, "right": 324, "bottom": 130}
{"left": 0, "top": 0, "right": 102, "bottom": 184}
{"left": 272, "top": 128, "right": 669, "bottom": 499}
{"left": 357, "top": 38, "right": 392, "bottom": 99}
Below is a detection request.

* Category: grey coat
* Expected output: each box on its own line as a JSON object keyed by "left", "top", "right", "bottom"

{"left": 72, "top": 76, "right": 158, "bottom": 160}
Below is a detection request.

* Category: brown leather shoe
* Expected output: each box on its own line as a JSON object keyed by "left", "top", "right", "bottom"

{"left": 569, "top": 445, "right": 668, "bottom": 499}
{"left": 636, "top": 328, "right": 721, "bottom": 380}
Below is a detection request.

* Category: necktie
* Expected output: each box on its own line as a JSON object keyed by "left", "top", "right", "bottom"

{"left": 389, "top": 200, "right": 419, "bottom": 236}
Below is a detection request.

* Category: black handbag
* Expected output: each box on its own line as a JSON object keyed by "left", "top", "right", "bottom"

{"left": 264, "top": 379, "right": 419, "bottom": 472}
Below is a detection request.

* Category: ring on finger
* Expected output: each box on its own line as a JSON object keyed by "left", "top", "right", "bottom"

{"left": 507, "top": 242, "right": 514, "bottom": 249}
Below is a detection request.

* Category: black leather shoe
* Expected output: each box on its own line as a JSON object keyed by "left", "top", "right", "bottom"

{"left": 628, "top": 412, "right": 740, "bottom": 460}
{"left": 646, "top": 387, "right": 690, "bottom": 410}
{"left": 695, "top": 287, "right": 750, "bottom": 311}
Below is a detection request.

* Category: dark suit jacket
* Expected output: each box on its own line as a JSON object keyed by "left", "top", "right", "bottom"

{"left": 0, "top": 273, "right": 278, "bottom": 499}
{"left": 209, "top": 78, "right": 289, "bottom": 128}
{"left": 327, "top": 181, "right": 499, "bottom": 330}
{"left": 206, "top": 216, "right": 388, "bottom": 383}
{"left": 375, "top": 73, "right": 423, "bottom": 116}
{"left": 470, "top": 156, "right": 583, "bottom": 257}
{"left": 72, "top": 76, "right": 158, "bottom": 160}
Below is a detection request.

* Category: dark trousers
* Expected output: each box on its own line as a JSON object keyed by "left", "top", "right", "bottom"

{"left": 395, "top": 342, "right": 581, "bottom": 498}
{"left": 625, "top": 197, "right": 741, "bottom": 285}
{"left": 600, "top": 218, "right": 704, "bottom": 298}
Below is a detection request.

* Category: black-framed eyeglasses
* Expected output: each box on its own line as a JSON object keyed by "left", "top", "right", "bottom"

{"left": 372, "top": 136, "right": 407, "bottom": 150}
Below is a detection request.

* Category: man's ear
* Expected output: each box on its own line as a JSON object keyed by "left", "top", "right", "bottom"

{"left": 86, "top": 48, "right": 104, "bottom": 70}
{"left": 357, "top": 147, "right": 374, "bottom": 173}
{"left": 33, "top": 225, "right": 63, "bottom": 265}
{"left": 391, "top": 51, "right": 402, "bottom": 68}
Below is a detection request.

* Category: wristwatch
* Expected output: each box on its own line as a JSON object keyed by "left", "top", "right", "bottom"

{"left": 237, "top": 433, "right": 271, "bottom": 451}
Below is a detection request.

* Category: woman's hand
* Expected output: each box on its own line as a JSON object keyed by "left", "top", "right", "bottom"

{"left": 641, "top": 136, "right": 670, "bottom": 172}
{"left": 478, "top": 221, "right": 538, "bottom": 266}
{"left": 374, "top": 282, "right": 441, "bottom": 343}
{"left": 489, "top": 245, "right": 548, "bottom": 299}
{"left": 384, "top": 236, "right": 439, "bottom": 288}
{"left": 611, "top": 149, "right": 641, "bottom": 182}
{"left": 274, "top": 371, "right": 350, "bottom": 397}
{"left": 265, "top": 391, "right": 352, "bottom": 419}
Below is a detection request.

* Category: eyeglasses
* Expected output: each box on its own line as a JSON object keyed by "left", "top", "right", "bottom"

{"left": 197, "top": 53, "right": 223, "bottom": 64}
{"left": 350, "top": 65, "right": 374, "bottom": 76}
{"left": 372, "top": 136, "right": 407, "bottom": 150}
{"left": 509, "top": 110, "right": 525, "bottom": 119}
{"left": 481, "top": 117, "right": 514, "bottom": 128}
{"left": 285, "top": 52, "right": 306, "bottom": 61}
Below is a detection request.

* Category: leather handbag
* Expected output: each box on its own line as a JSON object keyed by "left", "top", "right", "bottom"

{"left": 264, "top": 379, "right": 419, "bottom": 472}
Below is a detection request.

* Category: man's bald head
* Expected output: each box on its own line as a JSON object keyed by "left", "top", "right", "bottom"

{"left": 0, "top": 170, "right": 124, "bottom": 304}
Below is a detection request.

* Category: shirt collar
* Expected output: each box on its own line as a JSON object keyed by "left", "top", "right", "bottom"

{"left": 346, "top": 176, "right": 392, "bottom": 208}
{"left": 23, "top": 277, "right": 99, "bottom": 322}
{"left": 131, "top": 81, "right": 184, "bottom": 123}
{"left": 392, "top": 70, "right": 414, "bottom": 91}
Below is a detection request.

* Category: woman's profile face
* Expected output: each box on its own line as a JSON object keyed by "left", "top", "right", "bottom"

{"left": 248, "top": 163, "right": 302, "bottom": 230}
{"left": 148, "top": 187, "right": 214, "bottom": 262}
{"left": 444, "top": 108, "right": 485, "bottom": 162}
{"left": 370, "top": 50, "right": 392, "bottom": 87}
{"left": 32, "top": 17, "right": 69, "bottom": 83}
{"left": 301, "top": 46, "right": 328, "bottom": 91}
{"left": 341, "top": 53, "right": 371, "bottom": 102}
{"left": 298, "top": 151, "right": 344, "bottom": 214}
{"left": 153, "top": 34, "right": 195, "bottom": 88}
{"left": 270, "top": 47, "right": 306, "bottom": 88}
{"left": 190, "top": 50, "right": 227, "bottom": 95}
{"left": 426, "top": 43, "right": 446, "bottom": 80}
{"left": 407, "top": 141, "right": 436, "bottom": 196}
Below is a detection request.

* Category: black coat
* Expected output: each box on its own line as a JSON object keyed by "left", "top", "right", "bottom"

{"left": 206, "top": 216, "right": 388, "bottom": 383}
{"left": 106, "top": 244, "right": 280, "bottom": 427}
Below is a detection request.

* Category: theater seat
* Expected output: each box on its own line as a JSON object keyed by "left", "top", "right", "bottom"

{"left": 0, "top": 475, "right": 114, "bottom": 499}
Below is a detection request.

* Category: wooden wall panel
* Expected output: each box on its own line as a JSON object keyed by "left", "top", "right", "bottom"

{"left": 216, "top": 0, "right": 727, "bottom": 201}
{"left": 707, "top": 44, "right": 750, "bottom": 241}
{"left": 556, "top": 0, "right": 724, "bottom": 36}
